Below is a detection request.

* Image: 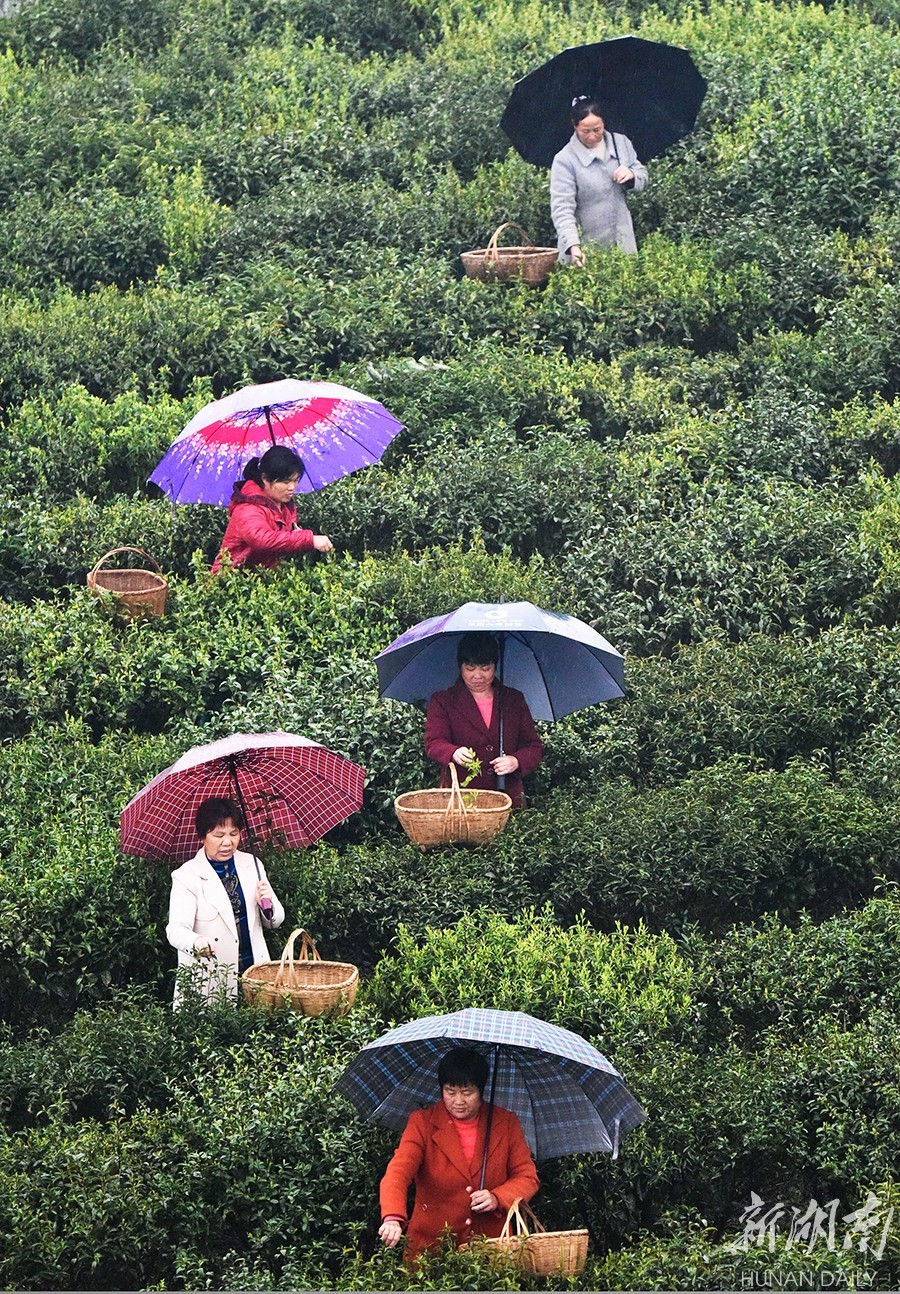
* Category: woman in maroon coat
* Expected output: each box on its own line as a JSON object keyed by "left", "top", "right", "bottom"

{"left": 212, "top": 446, "right": 333, "bottom": 572}
{"left": 424, "top": 632, "right": 543, "bottom": 808}
{"left": 378, "top": 1048, "right": 539, "bottom": 1261}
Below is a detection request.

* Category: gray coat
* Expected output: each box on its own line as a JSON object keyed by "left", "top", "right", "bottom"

{"left": 550, "top": 131, "right": 648, "bottom": 258}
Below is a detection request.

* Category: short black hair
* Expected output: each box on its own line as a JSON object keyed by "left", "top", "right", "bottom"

{"left": 438, "top": 1047, "right": 489, "bottom": 1094}
{"left": 195, "top": 796, "right": 245, "bottom": 838}
{"left": 456, "top": 632, "right": 499, "bottom": 668}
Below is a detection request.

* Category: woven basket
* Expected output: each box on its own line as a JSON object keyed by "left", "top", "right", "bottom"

{"left": 87, "top": 547, "right": 168, "bottom": 619}
{"left": 481, "top": 1199, "right": 588, "bottom": 1277}
{"left": 394, "top": 762, "right": 512, "bottom": 849}
{"left": 241, "top": 927, "right": 359, "bottom": 1016}
{"left": 461, "top": 222, "right": 558, "bottom": 286}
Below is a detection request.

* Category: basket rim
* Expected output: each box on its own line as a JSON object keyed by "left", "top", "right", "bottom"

{"left": 242, "top": 960, "right": 358, "bottom": 981}
{"left": 89, "top": 571, "right": 168, "bottom": 591}
{"left": 394, "top": 788, "right": 512, "bottom": 808}
{"left": 484, "top": 1227, "right": 589, "bottom": 1243}
{"left": 462, "top": 246, "right": 557, "bottom": 259}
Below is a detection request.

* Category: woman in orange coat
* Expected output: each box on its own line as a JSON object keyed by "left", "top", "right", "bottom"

{"left": 378, "top": 1048, "right": 539, "bottom": 1260}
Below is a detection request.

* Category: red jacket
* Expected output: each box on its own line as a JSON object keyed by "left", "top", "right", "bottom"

{"left": 379, "top": 1100, "right": 539, "bottom": 1259}
{"left": 424, "top": 678, "right": 543, "bottom": 808}
{"left": 211, "top": 479, "right": 315, "bottom": 572}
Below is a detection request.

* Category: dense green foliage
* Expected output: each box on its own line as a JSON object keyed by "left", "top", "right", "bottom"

{"left": 2, "top": 0, "right": 900, "bottom": 1287}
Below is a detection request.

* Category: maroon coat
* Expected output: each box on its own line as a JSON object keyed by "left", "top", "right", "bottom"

{"left": 423, "top": 678, "right": 543, "bottom": 808}
{"left": 211, "top": 479, "right": 315, "bottom": 572}
{"left": 379, "top": 1100, "right": 539, "bottom": 1260}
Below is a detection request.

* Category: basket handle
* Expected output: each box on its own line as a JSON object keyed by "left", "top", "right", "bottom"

{"left": 485, "top": 222, "right": 535, "bottom": 260}
{"left": 89, "top": 547, "right": 163, "bottom": 579}
{"left": 442, "top": 761, "right": 469, "bottom": 842}
{"left": 274, "top": 927, "right": 320, "bottom": 986}
{"left": 499, "top": 1198, "right": 546, "bottom": 1240}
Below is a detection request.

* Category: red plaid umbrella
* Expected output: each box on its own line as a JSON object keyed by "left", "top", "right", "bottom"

{"left": 120, "top": 732, "right": 365, "bottom": 862}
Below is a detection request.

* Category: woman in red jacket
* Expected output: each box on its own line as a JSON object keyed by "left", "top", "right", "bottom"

{"left": 424, "top": 632, "right": 543, "bottom": 808}
{"left": 212, "top": 446, "right": 333, "bottom": 572}
{"left": 378, "top": 1048, "right": 539, "bottom": 1261}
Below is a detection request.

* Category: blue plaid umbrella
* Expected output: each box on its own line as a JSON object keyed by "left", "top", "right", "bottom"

{"left": 335, "top": 1008, "right": 646, "bottom": 1161}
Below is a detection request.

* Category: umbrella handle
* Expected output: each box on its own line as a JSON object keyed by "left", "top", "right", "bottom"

{"left": 496, "top": 637, "right": 506, "bottom": 791}
{"left": 228, "top": 758, "right": 272, "bottom": 917}
{"left": 479, "top": 1042, "right": 500, "bottom": 1189}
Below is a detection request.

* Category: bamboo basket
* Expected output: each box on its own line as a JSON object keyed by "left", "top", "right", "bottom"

{"left": 480, "top": 1199, "right": 588, "bottom": 1277}
{"left": 460, "top": 222, "right": 558, "bottom": 286}
{"left": 241, "top": 927, "right": 359, "bottom": 1015}
{"left": 394, "top": 762, "right": 512, "bottom": 849}
{"left": 87, "top": 547, "right": 168, "bottom": 619}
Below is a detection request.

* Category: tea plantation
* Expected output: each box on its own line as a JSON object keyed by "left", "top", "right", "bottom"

{"left": 1, "top": 0, "right": 900, "bottom": 1287}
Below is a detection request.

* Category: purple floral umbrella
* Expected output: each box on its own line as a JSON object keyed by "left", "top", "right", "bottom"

{"left": 149, "top": 379, "right": 404, "bottom": 506}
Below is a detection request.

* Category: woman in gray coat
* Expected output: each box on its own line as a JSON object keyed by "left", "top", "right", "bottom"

{"left": 550, "top": 96, "right": 648, "bottom": 262}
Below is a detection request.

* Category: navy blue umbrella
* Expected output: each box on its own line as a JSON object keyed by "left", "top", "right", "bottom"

{"left": 335, "top": 1008, "right": 646, "bottom": 1162}
{"left": 500, "top": 36, "right": 707, "bottom": 168}
{"left": 374, "top": 600, "right": 624, "bottom": 722}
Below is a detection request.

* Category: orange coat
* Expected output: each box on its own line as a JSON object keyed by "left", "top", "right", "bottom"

{"left": 379, "top": 1100, "right": 539, "bottom": 1259}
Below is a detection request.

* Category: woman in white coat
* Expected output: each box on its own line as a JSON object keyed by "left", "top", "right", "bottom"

{"left": 550, "top": 96, "right": 648, "bottom": 262}
{"left": 166, "top": 796, "right": 285, "bottom": 1006}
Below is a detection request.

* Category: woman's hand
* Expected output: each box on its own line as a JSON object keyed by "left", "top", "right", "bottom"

{"left": 194, "top": 943, "right": 216, "bottom": 959}
{"left": 490, "top": 754, "right": 519, "bottom": 776}
{"left": 568, "top": 243, "right": 586, "bottom": 267}
{"left": 255, "top": 880, "right": 273, "bottom": 904}
{"left": 470, "top": 1189, "right": 499, "bottom": 1213}
{"left": 313, "top": 534, "right": 334, "bottom": 553}
{"left": 453, "top": 746, "right": 476, "bottom": 766}
{"left": 378, "top": 1219, "right": 403, "bottom": 1247}
{"left": 613, "top": 165, "right": 634, "bottom": 185}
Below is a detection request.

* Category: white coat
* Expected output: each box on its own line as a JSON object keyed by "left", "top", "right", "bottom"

{"left": 165, "top": 847, "right": 285, "bottom": 1006}
{"left": 550, "top": 130, "right": 648, "bottom": 258}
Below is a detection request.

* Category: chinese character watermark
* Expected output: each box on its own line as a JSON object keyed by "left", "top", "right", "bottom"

{"left": 727, "top": 1190, "right": 894, "bottom": 1262}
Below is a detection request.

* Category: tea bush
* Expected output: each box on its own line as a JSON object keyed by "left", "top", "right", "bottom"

{"left": 0, "top": 1009, "right": 391, "bottom": 1291}
{"left": 9, "top": 0, "right": 180, "bottom": 64}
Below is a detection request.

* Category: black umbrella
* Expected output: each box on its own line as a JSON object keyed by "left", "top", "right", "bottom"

{"left": 500, "top": 36, "right": 707, "bottom": 168}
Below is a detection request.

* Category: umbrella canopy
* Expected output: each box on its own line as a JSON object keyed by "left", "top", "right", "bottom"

{"left": 375, "top": 600, "right": 624, "bottom": 721}
{"left": 336, "top": 1008, "right": 646, "bottom": 1161}
{"left": 500, "top": 36, "right": 707, "bottom": 168}
{"left": 120, "top": 732, "right": 365, "bottom": 862}
{"left": 149, "top": 379, "right": 404, "bottom": 506}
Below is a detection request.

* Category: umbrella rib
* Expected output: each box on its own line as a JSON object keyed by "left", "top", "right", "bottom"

{"left": 508, "top": 630, "right": 557, "bottom": 720}
{"left": 378, "top": 635, "right": 457, "bottom": 697}
{"left": 154, "top": 411, "right": 262, "bottom": 502}
{"left": 304, "top": 402, "right": 396, "bottom": 462}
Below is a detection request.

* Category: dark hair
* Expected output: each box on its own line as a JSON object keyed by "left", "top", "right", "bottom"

{"left": 195, "top": 796, "right": 245, "bottom": 838}
{"left": 244, "top": 445, "right": 304, "bottom": 485}
{"left": 438, "top": 1047, "right": 489, "bottom": 1094}
{"left": 457, "top": 632, "right": 499, "bottom": 668}
{"left": 571, "top": 95, "right": 604, "bottom": 125}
